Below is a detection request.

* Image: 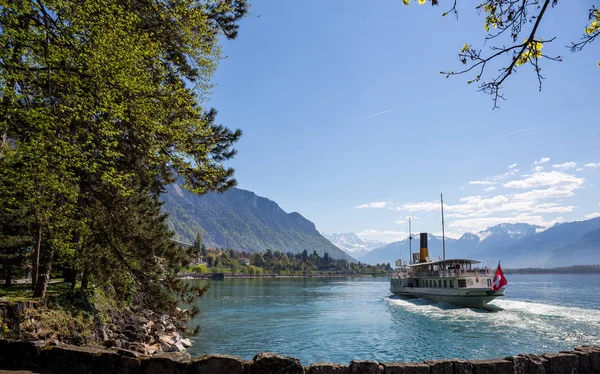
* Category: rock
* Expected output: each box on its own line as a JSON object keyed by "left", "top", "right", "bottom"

{"left": 306, "top": 362, "right": 350, "bottom": 374}
{"left": 349, "top": 360, "right": 381, "bottom": 374}
{"left": 145, "top": 351, "right": 190, "bottom": 374}
{"left": 468, "top": 359, "right": 513, "bottom": 374}
{"left": 126, "top": 342, "right": 148, "bottom": 354}
{"left": 248, "top": 352, "right": 304, "bottom": 374}
{"left": 165, "top": 323, "right": 177, "bottom": 332}
{"left": 189, "top": 354, "right": 246, "bottom": 374}
{"left": 114, "top": 339, "right": 125, "bottom": 349}
{"left": 159, "top": 335, "right": 178, "bottom": 352}
{"left": 48, "top": 339, "right": 60, "bottom": 346}
{"left": 93, "top": 351, "right": 142, "bottom": 374}
{"left": 111, "top": 347, "right": 147, "bottom": 358}
{"left": 543, "top": 352, "right": 578, "bottom": 374}
{"left": 153, "top": 351, "right": 191, "bottom": 362}
{"left": 174, "top": 340, "right": 186, "bottom": 352}
{"left": 424, "top": 360, "right": 452, "bottom": 374}
{"left": 40, "top": 344, "right": 107, "bottom": 374}
{"left": 180, "top": 338, "right": 192, "bottom": 348}
{"left": 380, "top": 362, "right": 429, "bottom": 374}
{"left": 0, "top": 339, "right": 43, "bottom": 370}
{"left": 145, "top": 343, "right": 162, "bottom": 356}
{"left": 452, "top": 360, "right": 473, "bottom": 374}
{"left": 575, "top": 346, "right": 600, "bottom": 372}
{"left": 518, "top": 354, "right": 548, "bottom": 374}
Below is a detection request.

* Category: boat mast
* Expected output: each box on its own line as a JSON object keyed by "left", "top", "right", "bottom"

{"left": 408, "top": 217, "right": 412, "bottom": 264}
{"left": 441, "top": 193, "right": 446, "bottom": 262}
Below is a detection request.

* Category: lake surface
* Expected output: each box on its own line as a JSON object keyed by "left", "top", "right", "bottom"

{"left": 185, "top": 274, "right": 600, "bottom": 364}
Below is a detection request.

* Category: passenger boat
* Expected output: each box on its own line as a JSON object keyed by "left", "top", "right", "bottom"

{"left": 389, "top": 195, "right": 507, "bottom": 309}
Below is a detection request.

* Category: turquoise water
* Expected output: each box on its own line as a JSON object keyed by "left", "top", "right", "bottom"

{"left": 185, "top": 274, "right": 600, "bottom": 364}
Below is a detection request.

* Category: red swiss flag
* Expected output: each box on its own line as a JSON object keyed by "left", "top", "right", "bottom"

{"left": 491, "top": 262, "right": 507, "bottom": 292}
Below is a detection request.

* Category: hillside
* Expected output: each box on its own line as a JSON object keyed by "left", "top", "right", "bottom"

{"left": 161, "top": 184, "right": 355, "bottom": 261}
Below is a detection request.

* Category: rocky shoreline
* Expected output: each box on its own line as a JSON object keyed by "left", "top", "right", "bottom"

{"left": 0, "top": 300, "right": 193, "bottom": 357}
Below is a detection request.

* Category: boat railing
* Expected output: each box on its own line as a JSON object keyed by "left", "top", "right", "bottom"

{"left": 411, "top": 268, "right": 490, "bottom": 278}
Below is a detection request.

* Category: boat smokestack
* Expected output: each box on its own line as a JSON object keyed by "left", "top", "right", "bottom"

{"left": 419, "top": 233, "right": 429, "bottom": 262}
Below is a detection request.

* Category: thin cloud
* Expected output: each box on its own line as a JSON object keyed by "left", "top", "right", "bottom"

{"left": 469, "top": 180, "right": 496, "bottom": 185}
{"left": 552, "top": 161, "right": 577, "bottom": 170}
{"left": 508, "top": 163, "right": 517, "bottom": 169}
{"left": 365, "top": 109, "right": 392, "bottom": 119}
{"left": 506, "top": 127, "right": 537, "bottom": 136}
{"left": 483, "top": 186, "right": 496, "bottom": 192}
{"left": 533, "top": 157, "right": 550, "bottom": 165}
{"left": 584, "top": 163, "right": 600, "bottom": 168}
{"left": 354, "top": 201, "right": 388, "bottom": 209}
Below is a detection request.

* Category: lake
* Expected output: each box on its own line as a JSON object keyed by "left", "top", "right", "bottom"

{"left": 185, "top": 274, "right": 600, "bottom": 364}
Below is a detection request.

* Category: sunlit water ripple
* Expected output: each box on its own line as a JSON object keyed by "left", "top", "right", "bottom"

{"left": 184, "top": 274, "right": 600, "bottom": 364}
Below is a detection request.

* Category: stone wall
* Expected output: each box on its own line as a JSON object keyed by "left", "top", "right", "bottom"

{"left": 0, "top": 339, "right": 599, "bottom": 374}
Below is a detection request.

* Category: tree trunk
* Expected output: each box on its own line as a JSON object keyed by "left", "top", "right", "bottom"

{"left": 31, "top": 222, "right": 41, "bottom": 289}
{"left": 4, "top": 266, "right": 12, "bottom": 286}
{"left": 33, "top": 248, "right": 54, "bottom": 298}
{"left": 81, "top": 265, "right": 89, "bottom": 290}
{"left": 71, "top": 230, "right": 80, "bottom": 290}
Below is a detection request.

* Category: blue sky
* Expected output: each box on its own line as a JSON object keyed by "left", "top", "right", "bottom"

{"left": 207, "top": 0, "right": 600, "bottom": 242}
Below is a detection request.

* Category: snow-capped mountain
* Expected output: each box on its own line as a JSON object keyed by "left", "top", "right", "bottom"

{"left": 322, "top": 232, "right": 386, "bottom": 258}
{"left": 476, "top": 223, "right": 541, "bottom": 242}
{"left": 358, "top": 219, "right": 600, "bottom": 267}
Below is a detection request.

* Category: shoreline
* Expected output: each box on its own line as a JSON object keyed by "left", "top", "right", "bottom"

{"left": 177, "top": 273, "right": 387, "bottom": 280}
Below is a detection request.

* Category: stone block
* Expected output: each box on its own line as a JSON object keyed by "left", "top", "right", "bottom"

{"left": 563, "top": 351, "right": 592, "bottom": 374}
{"left": 0, "top": 339, "right": 43, "bottom": 370}
{"left": 575, "top": 347, "right": 600, "bottom": 372}
{"left": 349, "top": 360, "right": 381, "bottom": 374}
{"left": 144, "top": 351, "right": 190, "bottom": 374}
{"left": 92, "top": 351, "right": 142, "bottom": 374}
{"left": 40, "top": 344, "right": 108, "bottom": 373}
{"left": 452, "top": 360, "right": 472, "bottom": 374}
{"left": 380, "top": 361, "right": 429, "bottom": 374}
{"left": 247, "top": 352, "right": 304, "bottom": 374}
{"left": 306, "top": 362, "right": 350, "bottom": 374}
{"left": 543, "top": 352, "right": 578, "bottom": 374}
{"left": 111, "top": 347, "right": 147, "bottom": 358}
{"left": 468, "top": 359, "right": 513, "bottom": 374}
{"left": 425, "top": 360, "right": 452, "bottom": 374}
{"left": 188, "top": 354, "right": 245, "bottom": 374}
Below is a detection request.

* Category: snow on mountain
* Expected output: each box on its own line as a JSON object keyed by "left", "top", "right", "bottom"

{"left": 322, "top": 232, "right": 386, "bottom": 258}
{"left": 476, "top": 223, "right": 540, "bottom": 242}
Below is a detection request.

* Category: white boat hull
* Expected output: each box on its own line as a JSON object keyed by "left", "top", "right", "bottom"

{"left": 390, "top": 287, "right": 505, "bottom": 308}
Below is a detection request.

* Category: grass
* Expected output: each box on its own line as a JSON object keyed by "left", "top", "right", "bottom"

{"left": 1, "top": 281, "right": 119, "bottom": 345}
{"left": 0, "top": 279, "right": 75, "bottom": 302}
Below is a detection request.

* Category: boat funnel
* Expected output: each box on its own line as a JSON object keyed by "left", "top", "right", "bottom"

{"left": 419, "top": 233, "right": 429, "bottom": 263}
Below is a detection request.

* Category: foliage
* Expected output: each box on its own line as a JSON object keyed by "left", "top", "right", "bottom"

{"left": 404, "top": 0, "right": 599, "bottom": 107}
{"left": 186, "top": 247, "right": 390, "bottom": 276}
{"left": 0, "top": 0, "right": 248, "bottom": 319}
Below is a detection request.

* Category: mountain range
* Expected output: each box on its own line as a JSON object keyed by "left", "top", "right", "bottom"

{"left": 161, "top": 183, "right": 600, "bottom": 268}
{"left": 321, "top": 232, "right": 385, "bottom": 258}
{"left": 358, "top": 220, "right": 600, "bottom": 268}
{"left": 161, "top": 184, "right": 355, "bottom": 261}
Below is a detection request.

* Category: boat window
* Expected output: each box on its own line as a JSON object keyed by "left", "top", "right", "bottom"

{"left": 458, "top": 279, "right": 467, "bottom": 288}
{"left": 443, "top": 280, "right": 448, "bottom": 288}
{"left": 487, "top": 279, "right": 491, "bottom": 287}
{"left": 450, "top": 280, "right": 454, "bottom": 288}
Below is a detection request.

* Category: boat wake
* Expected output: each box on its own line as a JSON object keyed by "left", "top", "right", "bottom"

{"left": 386, "top": 296, "right": 600, "bottom": 345}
